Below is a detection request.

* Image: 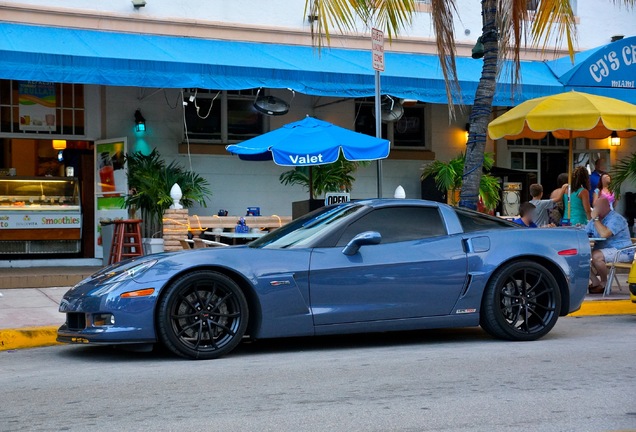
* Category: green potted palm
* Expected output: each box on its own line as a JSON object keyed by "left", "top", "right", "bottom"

{"left": 609, "top": 152, "right": 636, "bottom": 197}
{"left": 125, "top": 149, "right": 211, "bottom": 252}
{"left": 279, "top": 156, "right": 366, "bottom": 218}
{"left": 421, "top": 153, "right": 501, "bottom": 211}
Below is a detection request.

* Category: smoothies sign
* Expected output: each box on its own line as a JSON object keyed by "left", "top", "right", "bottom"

{"left": 94, "top": 138, "right": 128, "bottom": 258}
{"left": 18, "top": 81, "right": 56, "bottom": 132}
{"left": 0, "top": 213, "right": 81, "bottom": 229}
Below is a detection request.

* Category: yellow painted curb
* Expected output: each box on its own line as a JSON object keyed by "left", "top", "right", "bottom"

{"left": 0, "top": 326, "right": 60, "bottom": 351}
{"left": 568, "top": 300, "right": 635, "bottom": 317}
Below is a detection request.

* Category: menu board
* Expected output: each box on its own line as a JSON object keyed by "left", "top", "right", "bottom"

{"left": 94, "top": 138, "right": 128, "bottom": 258}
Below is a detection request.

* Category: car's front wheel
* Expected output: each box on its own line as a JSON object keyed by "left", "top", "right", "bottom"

{"left": 480, "top": 260, "right": 561, "bottom": 341}
{"left": 157, "top": 271, "right": 248, "bottom": 359}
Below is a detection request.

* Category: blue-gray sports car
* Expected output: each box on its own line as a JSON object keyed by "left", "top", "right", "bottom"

{"left": 58, "top": 199, "right": 590, "bottom": 359}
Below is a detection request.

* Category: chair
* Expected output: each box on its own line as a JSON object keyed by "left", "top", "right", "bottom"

{"left": 179, "top": 239, "right": 193, "bottom": 250}
{"left": 201, "top": 239, "right": 229, "bottom": 247}
{"left": 192, "top": 238, "right": 207, "bottom": 249}
{"left": 604, "top": 238, "right": 636, "bottom": 296}
{"left": 193, "top": 238, "right": 229, "bottom": 248}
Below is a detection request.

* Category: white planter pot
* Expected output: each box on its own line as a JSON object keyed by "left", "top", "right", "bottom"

{"left": 142, "top": 238, "right": 164, "bottom": 255}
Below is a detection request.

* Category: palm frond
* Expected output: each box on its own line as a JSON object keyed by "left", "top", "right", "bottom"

{"left": 305, "top": 0, "right": 358, "bottom": 49}
{"left": 610, "top": 152, "right": 636, "bottom": 197}
{"left": 366, "top": 0, "right": 416, "bottom": 41}
{"left": 529, "top": 0, "right": 577, "bottom": 58}
{"left": 496, "top": 0, "right": 529, "bottom": 84}
{"left": 430, "top": 0, "right": 460, "bottom": 109}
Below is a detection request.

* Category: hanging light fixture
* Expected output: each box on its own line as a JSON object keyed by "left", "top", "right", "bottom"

{"left": 610, "top": 131, "right": 621, "bottom": 146}
{"left": 52, "top": 139, "right": 67, "bottom": 150}
{"left": 471, "top": 37, "right": 485, "bottom": 59}
{"left": 134, "top": 110, "right": 146, "bottom": 132}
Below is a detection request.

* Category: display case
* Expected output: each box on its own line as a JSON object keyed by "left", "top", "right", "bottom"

{"left": 0, "top": 177, "right": 82, "bottom": 254}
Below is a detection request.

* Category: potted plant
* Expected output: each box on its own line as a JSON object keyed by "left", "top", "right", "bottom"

{"left": 609, "top": 152, "right": 636, "bottom": 197}
{"left": 279, "top": 156, "right": 366, "bottom": 218}
{"left": 421, "top": 153, "right": 501, "bottom": 211}
{"left": 124, "top": 149, "right": 211, "bottom": 252}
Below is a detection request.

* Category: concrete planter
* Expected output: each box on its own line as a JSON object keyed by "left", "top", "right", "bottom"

{"left": 142, "top": 238, "right": 164, "bottom": 255}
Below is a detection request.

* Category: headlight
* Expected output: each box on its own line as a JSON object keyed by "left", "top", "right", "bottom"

{"left": 101, "top": 259, "right": 158, "bottom": 285}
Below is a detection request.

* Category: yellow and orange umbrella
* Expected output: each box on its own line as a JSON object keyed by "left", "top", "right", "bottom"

{"left": 488, "top": 91, "right": 636, "bottom": 217}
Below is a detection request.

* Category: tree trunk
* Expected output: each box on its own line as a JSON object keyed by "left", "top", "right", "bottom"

{"left": 459, "top": 0, "right": 498, "bottom": 211}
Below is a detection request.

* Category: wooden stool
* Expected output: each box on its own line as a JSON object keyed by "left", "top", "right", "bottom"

{"left": 108, "top": 219, "right": 144, "bottom": 265}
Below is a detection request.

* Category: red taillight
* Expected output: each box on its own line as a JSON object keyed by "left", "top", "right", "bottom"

{"left": 558, "top": 249, "right": 578, "bottom": 256}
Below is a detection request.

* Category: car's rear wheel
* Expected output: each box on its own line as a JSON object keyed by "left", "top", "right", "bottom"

{"left": 480, "top": 260, "right": 561, "bottom": 341}
{"left": 157, "top": 271, "right": 248, "bottom": 359}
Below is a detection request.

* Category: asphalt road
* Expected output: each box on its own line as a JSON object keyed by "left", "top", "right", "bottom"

{"left": 1, "top": 316, "right": 635, "bottom": 432}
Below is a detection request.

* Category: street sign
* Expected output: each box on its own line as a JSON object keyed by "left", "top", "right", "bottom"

{"left": 325, "top": 192, "right": 350, "bottom": 206}
{"left": 372, "top": 28, "right": 384, "bottom": 72}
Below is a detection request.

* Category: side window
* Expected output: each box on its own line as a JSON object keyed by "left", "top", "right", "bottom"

{"left": 455, "top": 209, "right": 517, "bottom": 233}
{"left": 336, "top": 206, "right": 446, "bottom": 246}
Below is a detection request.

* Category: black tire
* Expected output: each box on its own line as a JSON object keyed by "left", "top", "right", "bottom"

{"left": 480, "top": 260, "right": 561, "bottom": 341}
{"left": 157, "top": 271, "right": 248, "bottom": 359}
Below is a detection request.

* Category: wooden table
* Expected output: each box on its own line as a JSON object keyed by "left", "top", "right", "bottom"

{"left": 203, "top": 231, "right": 267, "bottom": 245}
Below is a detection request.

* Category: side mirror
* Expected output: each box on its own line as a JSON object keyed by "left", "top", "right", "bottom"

{"left": 342, "top": 231, "right": 382, "bottom": 256}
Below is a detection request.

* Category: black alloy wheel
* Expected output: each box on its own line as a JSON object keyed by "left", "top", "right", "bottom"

{"left": 480, "top": 260, "right": 561, "bottom": 341}
{"left": 157, "top": 271, "right": 248, "bottom": 359}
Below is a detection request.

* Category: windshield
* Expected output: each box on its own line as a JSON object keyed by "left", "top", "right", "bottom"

{"left": 249, "top": 204, "right": 365, "bottom": 249}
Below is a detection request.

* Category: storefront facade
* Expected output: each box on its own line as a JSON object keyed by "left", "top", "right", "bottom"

{"left": 0, "top": 1, "right": 635, "bottom": 263}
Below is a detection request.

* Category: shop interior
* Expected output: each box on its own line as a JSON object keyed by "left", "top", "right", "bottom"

{"left": 0, "top": 138, "right": 95, "bottom": 258}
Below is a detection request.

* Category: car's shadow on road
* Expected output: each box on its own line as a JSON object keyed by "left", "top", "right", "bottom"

{"left": 56, "top": 326, "right": 496, "bottom": 362}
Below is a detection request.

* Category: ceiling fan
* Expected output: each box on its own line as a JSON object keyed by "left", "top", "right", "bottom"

{"left": 253, "top": 88, "right": 295, "bottom": 116}
{"left": 373, "top": 95, "right": 404, "bottom": 122}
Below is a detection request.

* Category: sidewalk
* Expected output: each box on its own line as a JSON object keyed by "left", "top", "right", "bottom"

{"left": 1, "top": 275, "right": 634, "bottom": 352}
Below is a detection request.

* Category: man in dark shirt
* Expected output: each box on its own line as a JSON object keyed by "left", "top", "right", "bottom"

{"left": 512, "top": 202, "right": 538, "bottom": 228}
{"left": 589, "top": 158, "right": 607, "bottom": 206}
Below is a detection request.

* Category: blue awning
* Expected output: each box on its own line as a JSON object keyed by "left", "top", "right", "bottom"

{"left": 546, "top": 36, "right": 636, "bottom": 104}
{"left": 0, "top": 22, "right": 564, "bottom": 106}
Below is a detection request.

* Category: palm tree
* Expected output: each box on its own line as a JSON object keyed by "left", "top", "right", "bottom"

{"left": 304, "top": 0, "right": 633, "bottom": 209}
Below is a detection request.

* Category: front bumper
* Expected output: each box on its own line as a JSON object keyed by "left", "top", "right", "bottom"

{"left": 57, "top": 279, "right": 161, "bottom": 345}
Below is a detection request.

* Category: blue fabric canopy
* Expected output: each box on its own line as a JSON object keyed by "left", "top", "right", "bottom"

{"left": 0, "top": 22, "right": 564, "bottom": 106}
{"left": 226, "top": 116, "right": 390, "bottom": 166}
{"left": 545, "top": 36, "right": 636, "bottom": 104}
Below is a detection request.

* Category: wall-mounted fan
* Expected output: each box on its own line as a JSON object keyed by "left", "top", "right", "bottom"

{"left": 373, "top": 95, "right": 404, "bottom": 122}
{"left": 253, "top": 88, "right": 294, "bottom": 116}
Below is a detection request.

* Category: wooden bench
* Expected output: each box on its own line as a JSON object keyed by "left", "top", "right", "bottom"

{"left": 187, "top": 215, "right": 291, "bottom": 236}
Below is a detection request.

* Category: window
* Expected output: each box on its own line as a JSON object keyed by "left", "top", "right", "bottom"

{"left": 507, "top": 135, "right": 568, "bottom": 147}
{"left": 455, "top": 208, "right": 517, "bottom": 233}
{"left": 355, "top": 99, "right": 427, "bottom": 149}
{"left": 183, "top": 89, "right": 266, "bottom": 143}
{"left": 0, "top": 80, "right": 85, "bottom": 136}
{"left": 336, "top": 206, "right": 446, "bottom": 246}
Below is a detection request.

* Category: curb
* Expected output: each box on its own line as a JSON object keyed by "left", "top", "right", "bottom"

{"left": 0, "top": 326, "right": 61, "bottom": 352}
{"left": 567, "top": 300, "right": 635, "bottom": 317}
{"left": 0, "top": 301, "right": 633, "bottom": 352}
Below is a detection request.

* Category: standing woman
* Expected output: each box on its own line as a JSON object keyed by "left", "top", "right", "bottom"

{"left": 564, "top": 166, "right": 592, "bottom": 225}
{"left": 593, "top": 173, "right": 616, "bottom": 210}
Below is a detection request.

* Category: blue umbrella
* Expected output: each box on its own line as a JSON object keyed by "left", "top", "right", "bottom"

{"left": 226, "top": 116, "right": 390, "bottom": 166}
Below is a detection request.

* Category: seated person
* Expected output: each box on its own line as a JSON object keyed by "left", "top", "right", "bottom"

{"left": 586, "top": 197, "right": 634, "bottom": 294}
{"left": 530, "top": 183, "right": 564, "bottom": 227}
{"left": 512, "top": 202, "right": 538, "bottom": 228}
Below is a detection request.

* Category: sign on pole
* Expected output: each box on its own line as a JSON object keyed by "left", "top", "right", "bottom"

{"left": 372, "top": 28, "right": 384, "bottom": 197}
{"left": 372, "top": 28, "right": 385, "bottom": 72}
{"left": 325, "top": 192, "right": 350, "bottom": 206}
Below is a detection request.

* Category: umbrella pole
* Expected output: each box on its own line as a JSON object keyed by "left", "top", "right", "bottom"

{"left": 568, "top": 131, "right": 573, "bottom": 219}
{"left": 309, "top": 166, "right": 314, "bottom": 201}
